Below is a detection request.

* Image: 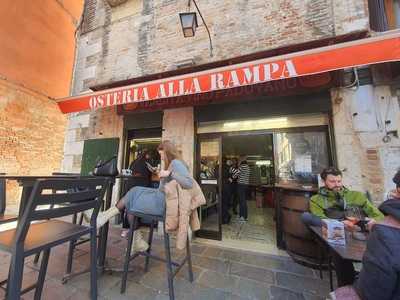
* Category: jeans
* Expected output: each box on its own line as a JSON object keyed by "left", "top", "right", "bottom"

{"left": 237, "top": 184, "right": 248, "bottom": 219}
{"left": 231, "top": 183, "right": 238, "bottom": 213}
{"left": 124, "top": 186, "right": 165, "bottom": 217}
{"left": 222, "top": 182, "right": 232, "bottom": 223}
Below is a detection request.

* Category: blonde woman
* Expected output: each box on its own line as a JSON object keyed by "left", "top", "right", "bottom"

{"left": 97, "top": 140, "right": 193, "bottom": 252}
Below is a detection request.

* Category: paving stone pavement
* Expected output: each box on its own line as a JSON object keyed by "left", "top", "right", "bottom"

{"left": 0, "top": 227, "right": 331, "bottom": 300}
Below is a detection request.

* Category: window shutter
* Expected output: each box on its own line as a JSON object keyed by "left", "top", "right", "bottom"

{"left": 368, "top": 0, "right": 389, "bottom": 31}
{"left": 81, "top": 0, "right": 98, "bottom": 34}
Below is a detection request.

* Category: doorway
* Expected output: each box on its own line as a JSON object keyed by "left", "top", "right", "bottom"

{"left": 222, "top": 134, "right": 276, "bottom": 246}
{"left": 195, "top": 132, "right": 276, "bottom": 249}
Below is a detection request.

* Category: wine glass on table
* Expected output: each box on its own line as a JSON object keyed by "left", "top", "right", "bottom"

{"left": 345, "top": 207, "right": 367, "bottom": 240}
{"left": 344, "top": 207, "right": 360, "bottom": 232}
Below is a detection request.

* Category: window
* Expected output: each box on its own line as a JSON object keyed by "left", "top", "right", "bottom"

{"left": 81, "top": 0, "right": 98, "bottom": 34}
{"left": 369, "top": 0, "right": 400, "bottom": 31}
{"left": 275, "top": 131, "right": 330, "bottom": 186}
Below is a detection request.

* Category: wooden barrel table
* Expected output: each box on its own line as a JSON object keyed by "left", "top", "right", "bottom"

{"left": 275, "top": 184, "right": 323, "bottom": 267}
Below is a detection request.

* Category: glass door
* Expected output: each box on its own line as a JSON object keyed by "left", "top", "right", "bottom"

{"left": 195, "top": 135, "right": 222, "bottom": 240}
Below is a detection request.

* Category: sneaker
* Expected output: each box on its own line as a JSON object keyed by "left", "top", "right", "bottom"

{"left": 131, "top": 230, "right": 149, "bottom": 254}
{"left": 82, "top": 209, "right": 93, "bottom": 223}
{"left": 96, "top": 206, "right": 120, "bottom": 228}
{"left": 238, "top": 217, "right": 245, "bottom": 223}
{"left": 120, "top": 229, "right": 129, "bottom": 238}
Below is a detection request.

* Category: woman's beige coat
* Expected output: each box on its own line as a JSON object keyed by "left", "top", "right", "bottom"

{"left": 164, "top": 179, "right": 206, "bottom": 250}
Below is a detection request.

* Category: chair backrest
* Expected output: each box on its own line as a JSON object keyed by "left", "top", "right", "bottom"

{"left": 121, "top": 177, "right": 149, "bottom": 196}
{"left": 15, "top": 177, "right": 108, "bottom": 246}
{"left": 51, "top": 172, "right": 81, "bottom": 176}
{"left": 0, "top": 173, "right": 5, "bottom": 214}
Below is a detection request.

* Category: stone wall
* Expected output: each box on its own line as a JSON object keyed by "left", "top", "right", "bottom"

{"left": 71, "top": 0, "right": 369, "bottom": 95}
{"left": 331, "top": 84, "right": 400, "bottom": 204}
{"left": 0, "top": 79, "right": 67, "bottom": 203}
{"left": 162, "top": 107, "right": 195, "bottom": 174}
{"left": 61, "top": 108, "right": 123, "bottom": 173}
{"left": 332, "top": 0, "right": 369, "bottom": 35}
{"left": 64, "top": 0, "right": 371, "bottom": 178}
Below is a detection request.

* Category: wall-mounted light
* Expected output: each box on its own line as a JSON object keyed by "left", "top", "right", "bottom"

{"left": 179, "top": 0, "right": 213, "bottom": 57}
{"left": 179, "top": 12, "right": 198, "bottom": 37}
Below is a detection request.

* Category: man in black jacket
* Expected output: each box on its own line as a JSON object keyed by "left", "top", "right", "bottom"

{"left": 352, "top": 170, "right": 400, "bottom": 300}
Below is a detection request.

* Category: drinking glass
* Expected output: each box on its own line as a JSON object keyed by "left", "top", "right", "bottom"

{"left": 345, "top": 207, "right": 360, "bottom": 226}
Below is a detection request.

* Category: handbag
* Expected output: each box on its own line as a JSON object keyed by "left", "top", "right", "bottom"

{"left": 93, "top": 156, "right": 119, "bottom": 176}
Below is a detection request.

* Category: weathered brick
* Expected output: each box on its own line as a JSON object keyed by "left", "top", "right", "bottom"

{"left": 0, "top": 79, "right": 67, "bottom": 204}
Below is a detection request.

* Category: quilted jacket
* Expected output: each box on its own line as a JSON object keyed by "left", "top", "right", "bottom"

{"left": 164, "top": 179, "right": 206, "bottom": 250}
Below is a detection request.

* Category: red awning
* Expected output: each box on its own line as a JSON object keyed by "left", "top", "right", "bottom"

{"left": 57, "top": 31, "right": 400, "bottom": 114}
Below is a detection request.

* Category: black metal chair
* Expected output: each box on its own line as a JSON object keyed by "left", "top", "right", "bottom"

{"left": 33, "top": 172, "right": 84, "bottom": 266}
{"left": 121, "top": 211, "right": 194, "bottom": 300}
{"left": 0, "top": 174, "right": 18, "bottom": 225}
{"left": 0, "top": 177, "right": 108, "bottom": 300}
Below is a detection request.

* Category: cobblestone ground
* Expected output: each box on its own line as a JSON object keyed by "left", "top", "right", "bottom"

{"left": 0, "top": 227, "right": 331, "bottom": 300}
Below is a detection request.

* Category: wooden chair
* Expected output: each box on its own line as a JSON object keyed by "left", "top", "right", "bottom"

{"left": 0, "top": 177, "right": 108, "bottom": 300}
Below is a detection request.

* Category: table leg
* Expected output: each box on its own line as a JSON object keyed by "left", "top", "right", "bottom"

{"left": 331, "top": 252, "right": 357, "bottom": 287}
{"left": 97, "top": 179, "right": 115, "bottom": 272}
{"left": 329, "top": 254, "right": 333, "bottom": 291}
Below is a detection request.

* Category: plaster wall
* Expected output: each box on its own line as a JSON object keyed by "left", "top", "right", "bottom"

{"left": 331, "top": 84, "right": 400, "bottom": 203}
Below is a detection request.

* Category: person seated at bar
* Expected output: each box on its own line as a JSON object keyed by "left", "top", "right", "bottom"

{"left": 302, "top": 167, "right": 383, "bottom": 225}
{"left": 95, "top": 140, "right": 193, "bottom": 253}
{"left": 331, "top": 169, "right": 400, "bottom": 300}
{"left": 301, "top": 167, "right": 384, "bottom": 287}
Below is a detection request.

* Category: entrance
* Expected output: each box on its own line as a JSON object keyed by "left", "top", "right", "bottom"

{"left": 222, "top": 134, "right": 276, "bottom": 246}
{"left": 195, "top": 114, "right": 333, "bottom": 252}
{"left": 195, "top": 132, "right": 276, "bottom": 248}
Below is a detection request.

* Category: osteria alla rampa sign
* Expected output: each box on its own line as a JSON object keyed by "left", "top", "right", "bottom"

{"left": 91, "top": 61, "right": 295, "bottom": 109}
{"left": 57, "top": 34, "right": 400, "bottom": 114}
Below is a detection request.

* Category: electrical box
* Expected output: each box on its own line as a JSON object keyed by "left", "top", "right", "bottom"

{"left": 351, "top": 85, "right": 380, "bottom": 132}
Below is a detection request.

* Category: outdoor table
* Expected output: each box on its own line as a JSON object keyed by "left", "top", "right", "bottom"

{"left": 0, "top": 174, "right": 115, "bottom": 273}
{"left": 309, "top": 226, "right": 367, "bottom": 290}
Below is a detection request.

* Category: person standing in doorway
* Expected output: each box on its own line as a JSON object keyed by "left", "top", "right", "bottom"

{"left": 237, "top": 155, "right": 250, "bottom": 222}
{"left": 221, "top": 158, "right": 232, "bottom": 224}
{"left": 229, "top": 158, "right": 240, "bottom": 215}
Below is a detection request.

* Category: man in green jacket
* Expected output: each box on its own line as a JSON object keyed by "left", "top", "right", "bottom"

{"left": 303, "top": 168, "right": 383, "bottom": 227}
{"left": 310, "top": 168, "right": 383, "bottom": 223}
{"left": 302, "top": 167, "right": 384, "bottom": 287}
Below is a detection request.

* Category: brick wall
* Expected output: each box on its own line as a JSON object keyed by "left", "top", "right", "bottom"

{"left": 0, "top": 79, "right": 67, "bottom": 204}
